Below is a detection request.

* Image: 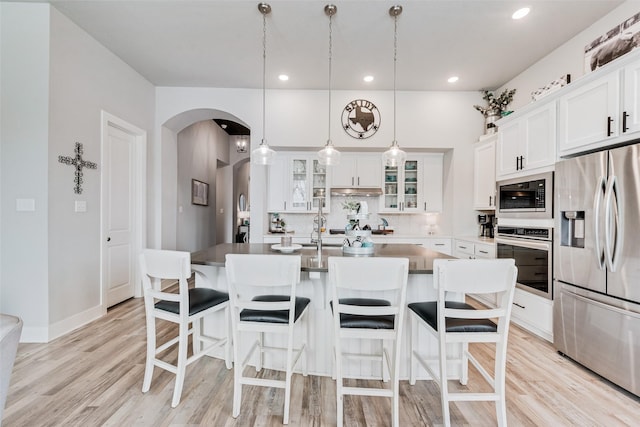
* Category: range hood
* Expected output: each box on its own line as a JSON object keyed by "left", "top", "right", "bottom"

{"left": 330, "top": 187, "right": 383, "bottom": 197}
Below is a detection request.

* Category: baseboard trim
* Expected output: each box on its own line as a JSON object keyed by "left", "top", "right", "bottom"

{"left": 47, "top": 304, "right": 104, "bottom": 342}
{"left": 20, "top": 326, "right": 49, "bottom": 343}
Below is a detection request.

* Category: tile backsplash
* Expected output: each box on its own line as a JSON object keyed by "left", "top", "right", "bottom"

{"left": 269, "top": 196, "right": 441, "bottom": 237}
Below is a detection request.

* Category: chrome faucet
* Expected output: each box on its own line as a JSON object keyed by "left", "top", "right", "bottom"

{"left": 311, "top": 202, "right": 324, "bottom": 254}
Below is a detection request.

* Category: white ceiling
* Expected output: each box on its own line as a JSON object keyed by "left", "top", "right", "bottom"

{"left": 46, "top": 0, "right": 623, "bottom": 91}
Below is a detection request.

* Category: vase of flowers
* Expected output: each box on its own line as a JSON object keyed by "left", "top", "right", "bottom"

{"left": 473, "top": 88, "right": 516, "bottom": 134}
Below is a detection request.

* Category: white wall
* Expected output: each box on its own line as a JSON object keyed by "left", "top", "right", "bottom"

{"left": 0, "top": 3, "right": 51, "bottom": 341}
{"left": 501, "top": 1, "right": 640, "bottom": 109}
{"left": 155, "top": 88, "right": 486, "bottom": 245}
{"left": 1, "top": 3, "right": 155, "bottom": 341}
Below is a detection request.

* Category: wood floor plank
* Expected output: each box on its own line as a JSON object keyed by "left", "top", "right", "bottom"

{"left": 4, "top": 295, "right": 639, "bottom": 426}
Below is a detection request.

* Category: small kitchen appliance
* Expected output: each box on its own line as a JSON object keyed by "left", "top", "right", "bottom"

{"left": 478, "top": 214, "right": 495, "bottom": 238}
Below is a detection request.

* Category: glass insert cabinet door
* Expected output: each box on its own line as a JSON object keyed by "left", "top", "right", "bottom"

{"left": 289, "top": 157, "right": 328, "bottom": 211}
{"left": 290, "top": 158, "right": 309, "bottom": 210}
{"left": 383, "top": 159, "right": 420, "bottom": 211}
{"left": 311, "top": 160, "right": 327, "bottom": 209}
{"left": 384, "top": 165, "right": 399, "bottom": 209}
{"left": 403, "top": 160, "right": 419, "bottom": 210}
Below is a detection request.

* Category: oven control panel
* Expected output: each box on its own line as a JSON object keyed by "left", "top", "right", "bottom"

{"left": 496, "top": 226, "right": 551, "bottom": 241}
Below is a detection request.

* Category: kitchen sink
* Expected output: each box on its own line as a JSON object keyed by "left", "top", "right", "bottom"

{"left": 300, "top": 242, "right": 344, "bottom": 248}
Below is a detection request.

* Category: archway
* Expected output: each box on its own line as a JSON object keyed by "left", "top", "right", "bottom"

{"left": 159, "top": 108, "right": 250, "bottom": 251}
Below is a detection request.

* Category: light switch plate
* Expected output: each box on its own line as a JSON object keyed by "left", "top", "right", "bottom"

{"left": 16, "top": 198, "right": 35, "bottom": 211}
{"left": 75, "top": 201, "right": 87, "bottom": 212}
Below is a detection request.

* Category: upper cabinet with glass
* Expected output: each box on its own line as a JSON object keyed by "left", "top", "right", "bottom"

{"left": 267, "top": 153, "right": 330, "bottom": 213}
{"left": 381, "top": 154, "right": 443, "bottom": 213}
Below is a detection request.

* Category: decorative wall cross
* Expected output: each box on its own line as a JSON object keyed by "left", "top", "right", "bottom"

{"left": 58, "top": 142, "right": 98, "bottom": 194}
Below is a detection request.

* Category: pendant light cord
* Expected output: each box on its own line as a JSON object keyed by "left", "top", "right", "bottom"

{"left": 393, "top": 12, "right": 397, "bottom": 145}
{"left": 328, "top": 11, "right": 333, "bottom": 142}
{"left": 262, "top": 10, "right": 267, "bottom": 145}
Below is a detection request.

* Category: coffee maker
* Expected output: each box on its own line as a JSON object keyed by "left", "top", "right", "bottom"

{"left": 478, "top": 214, "right": 495, "bottom": 238}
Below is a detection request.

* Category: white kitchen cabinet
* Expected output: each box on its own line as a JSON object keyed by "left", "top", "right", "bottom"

{"left": 267, "top": 153, "right": 329, "bottom": 213}
{"left": 454, "top": 238, "right": 497, "bottom": 307}
{"left": 266, "top": 155, "right": 288, "bottom": 212}
{"left": 381, "top": 154, "right": 443, "bottom": 213}
{"left": 496, "top": 101, "right": 556, "bottom": 179}
{"left": 453, "top": 239, "right": 495, "bottom": 260}
{"left": 558, "top": 55, "right": 640, "bottom": 157}
{"left": 331, "top": 153, "right": 381, "bottom": 188}
{"left": 558, "top": 71, "right": 619, "bottom": 154}
{"left": 623, "top": 58, "right": 640, "bottom": 136}
{"left": 473, "top": 135, "right": 496, "bottom": 210}
{"left": 510, "top": 288, "right": 553, "bottom": 342}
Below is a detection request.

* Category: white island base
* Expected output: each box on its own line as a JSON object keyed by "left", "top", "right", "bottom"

{"left": 193, "top": 264, "right": 464, "bottom": 382}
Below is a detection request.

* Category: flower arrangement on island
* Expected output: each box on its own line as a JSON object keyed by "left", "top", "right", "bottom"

{"left": 473, "top": 88, "right": 516, "bottom": 117}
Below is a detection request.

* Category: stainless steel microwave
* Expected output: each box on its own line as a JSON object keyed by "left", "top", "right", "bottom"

{"left": 497, "top": 172, "right": 553, "bottom": 219}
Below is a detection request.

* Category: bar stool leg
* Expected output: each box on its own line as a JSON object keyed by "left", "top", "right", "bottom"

{"left": 409, "top": 314, "right": 417, "bottom": 385}
{"left": 171, "top": 322, "right": 189, "bottom": 407}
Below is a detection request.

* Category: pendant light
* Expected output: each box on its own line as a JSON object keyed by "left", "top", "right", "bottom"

{"left": 382, "top": 5, "right": 407, "bottom": 168}
{"left": 251, "top": 3, "right": 276, "bottom": 165}
{"left": 317, "top": 4, "right": 341, "bottom": 166}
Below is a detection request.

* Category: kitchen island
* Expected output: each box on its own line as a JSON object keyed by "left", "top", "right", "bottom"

{"left": 191, "top": 243, "right": 459, "bottom": 380}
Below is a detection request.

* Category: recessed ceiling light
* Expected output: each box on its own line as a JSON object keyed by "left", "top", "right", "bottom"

{"left": 363, "top": 75, "right": 374, "bottom": 83}
{"left": 278, "top": 74, "right": 289, "bottom": 81}
{"left": 447, "top": 76, "right": 459, "bottom": 83}
{"left": 512, "top": 7, "right": 530, "bottom": 20}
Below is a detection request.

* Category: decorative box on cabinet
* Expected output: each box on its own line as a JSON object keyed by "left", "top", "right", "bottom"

{"left": 496, "top": 101, "right": 556, "bottom": 179}
{"left": 558, "top": 54, "right": 640, "bottom": 157}
{"left": 473, "top": 135, "right": 496, "bottom": 210}
{"left": 381, "top": 154, "right": 443, "bottom": 213}
{"left": 331, "top": 153, "right": 381, "bottom": 188}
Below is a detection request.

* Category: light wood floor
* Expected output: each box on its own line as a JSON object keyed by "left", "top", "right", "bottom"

{"left": 4, "top": 295, "right": 639, "bottom": 426}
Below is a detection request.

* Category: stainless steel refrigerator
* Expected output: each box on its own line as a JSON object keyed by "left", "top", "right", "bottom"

{"left": 554, "top": 142, "right": 640, "bottom": 397}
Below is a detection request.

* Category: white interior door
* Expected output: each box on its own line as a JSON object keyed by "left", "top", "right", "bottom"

{"left": 105, "top": 124, "right": 135, "bottom": 307}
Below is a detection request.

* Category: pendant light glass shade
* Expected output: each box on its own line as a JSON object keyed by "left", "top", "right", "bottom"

{"left": 252, "top": 139, "right": 276, "bottom": 165}
{"left": 251, "top": 3, "right": 275, "bottom": 166}
{"left": 382, "top": 140, "right": 407, "bottom": 167}
{"left": 317, "top": 4, "right": 340, "bottom": 166}
{"left": 383, "top": 5, "right": 406, "bottom": 168}
{"left": 318, "top": 140, "right": 341, "bottom": 166}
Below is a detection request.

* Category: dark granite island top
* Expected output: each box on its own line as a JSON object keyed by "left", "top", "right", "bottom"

{"left": 191, "top": 243, "right": 453, "bottom": 274}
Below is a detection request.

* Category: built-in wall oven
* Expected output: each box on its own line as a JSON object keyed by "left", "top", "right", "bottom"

{"left": 496, "top": 226, "right": 553, "bottom": 299}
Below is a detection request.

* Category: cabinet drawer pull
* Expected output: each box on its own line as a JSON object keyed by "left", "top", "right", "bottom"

{"left": 623, "top": 111, "right": 629, "bottom": 133}
{"left": 459, "top": 245, "right": 467, "bottom": 249}
{"left": 513, "top": 302, "right": 525, "bottom": 309}
{"left": 435, "top": 243, "right": 445, "bottom": 247}
{"left": 607, "top": 116, "right": 613, "bottom": 136}
{"left": 478, "top": 250, "right": 488, "bottom": 254}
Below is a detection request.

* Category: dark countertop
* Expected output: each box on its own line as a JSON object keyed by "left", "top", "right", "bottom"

{"left": 191, "top": 243, "right": 453, "bottom": 274}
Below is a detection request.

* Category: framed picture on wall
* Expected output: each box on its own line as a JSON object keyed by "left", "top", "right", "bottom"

{"left": 191, "top": 179, "right": 209, "bottom": 206}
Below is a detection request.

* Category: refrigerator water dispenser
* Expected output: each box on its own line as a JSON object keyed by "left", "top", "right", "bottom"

{"left": 560, "top": 211, "right": 585, "bottom": 248}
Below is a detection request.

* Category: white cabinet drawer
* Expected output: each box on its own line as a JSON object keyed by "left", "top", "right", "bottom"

{"left": 510, "top": 288, "right": 553, "bottom": 342}
{"left": 428, "top": 238, "right": 452, "bottom": 255}
{"left": 454, "top": 240, "right": 475, "bottom": 259}
{"left": 474, "top": 242, "right": 495, "bottom": 259}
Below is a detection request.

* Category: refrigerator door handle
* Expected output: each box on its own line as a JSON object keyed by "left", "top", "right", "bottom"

{"left": 604, "top": 174, "right": 623, "bottom": 272}
{"left": 593, "top": 175, "right": 607, "bottom": 270}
